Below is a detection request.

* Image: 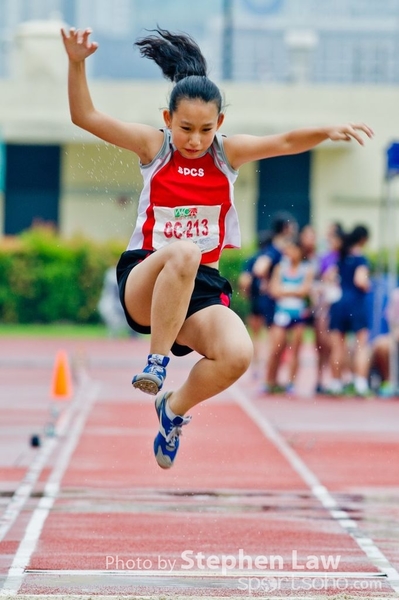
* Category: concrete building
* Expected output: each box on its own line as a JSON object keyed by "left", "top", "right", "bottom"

{"left": 0, "top": 15, "right": 399, "bottom": 251}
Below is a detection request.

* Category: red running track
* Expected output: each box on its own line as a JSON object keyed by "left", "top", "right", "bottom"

{"left": 0, "top": 336, "right": 398, "bottom": 598}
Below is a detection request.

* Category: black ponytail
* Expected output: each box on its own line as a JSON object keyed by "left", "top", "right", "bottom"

{"left": 135, "top": 27, "right": 207, "bottom": 82}
{"left": 339, "top": 231, "right": 352, "bottom": 260}
{"left": 135, "top": 27, "right": 223, "bottom": 114}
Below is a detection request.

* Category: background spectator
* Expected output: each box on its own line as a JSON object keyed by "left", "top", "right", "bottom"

{"left": 98, "top": 266, "right": 130, "bottom": 337}
{"left": 370, "top": 287, "right": 399, "bottom": 397}
{"left": 328, "top": 225, "right": 371, "bottom": 397}
{"left": 239, "top": 212, "right": 297, "bottom": 379}
{"left": 237, "top": 230, "right": 270, "bottom": 377}
{"left": 312, "top": 222, "right": 344, "bottom": 393}
{"left": 263, "top": 237, "right": 315, "bottom": 395}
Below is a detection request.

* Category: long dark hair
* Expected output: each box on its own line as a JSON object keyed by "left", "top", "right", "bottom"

{"left": 135, "top": 27, "right": 223, "bottom": 114}
{"left": 271, "top": 211, "right": 296, "bottom": 235}
{"left": 339, "top": 224, "right": 369, "bottom": 260}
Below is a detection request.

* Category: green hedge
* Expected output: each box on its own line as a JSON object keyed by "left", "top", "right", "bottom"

{"left": 219, "top": 248, "right": 253, "bottom": 320}
{"left": 0, "top": 228, "right": 254, "bottom": 324}
{"left": 0, "top": 229, "right": 123, "bottom": 324}
{"left": 5, "top": 228, "right": 395, "bottom": 327}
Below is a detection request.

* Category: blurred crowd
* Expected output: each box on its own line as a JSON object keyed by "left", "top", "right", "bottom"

{"left": 239, "top": 212, "right": 398, "bottom": 399}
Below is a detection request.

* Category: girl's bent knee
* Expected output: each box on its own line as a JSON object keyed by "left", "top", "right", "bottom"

{"left": 167, "top": 241, "right": 201, "bottom": 275}
{"left": 226, "top": 343, "right": 253, "bottom": 377}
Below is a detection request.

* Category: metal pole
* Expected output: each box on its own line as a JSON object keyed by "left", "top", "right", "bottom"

{"left": 383, "top": 143, "right": 399, "bottom": 393}
{"left": 372, "top": 179, "right": 388, "bottom": 340}
{"left": 386, "top": 176, "right": 399, "bottom": 391}
{"left": 222, "top": 0, "right": 233, "bottom": 80}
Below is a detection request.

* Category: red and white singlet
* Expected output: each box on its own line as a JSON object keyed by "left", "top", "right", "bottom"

{"left": 127, "top": 129, "right": 241, "bottom": 264}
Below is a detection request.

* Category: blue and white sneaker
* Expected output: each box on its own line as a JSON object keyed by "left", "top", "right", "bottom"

{"left": 132, "top": 354, "right": 170, "bottom": 395}
{"left": 154, "top": 391, "right": 191, "bottom": 469}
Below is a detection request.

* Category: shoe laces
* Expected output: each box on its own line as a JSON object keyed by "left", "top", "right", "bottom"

{"left": 146, "top": 362, "right": 166, "bottom": 377}
{"left": 165, "top": 416, "right": 191, "bottom": 446}
{"left": 148, "top": 354, "right": 169, "bottom": 367}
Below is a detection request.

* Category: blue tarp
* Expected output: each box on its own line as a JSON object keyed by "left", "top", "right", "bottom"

{"left": 366, "top": 274, "right": 398, "bottom": 340}
{"left": 387, "top": 142, "right": 399, "bottom": 177}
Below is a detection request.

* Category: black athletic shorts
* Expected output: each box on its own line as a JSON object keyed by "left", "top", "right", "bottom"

{"left": 116, "top": 249, "right": 233, "bottom": 356}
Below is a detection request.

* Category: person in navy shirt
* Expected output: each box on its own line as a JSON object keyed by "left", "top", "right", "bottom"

{"left": 252, "top": 213, "right": 297, "bottom": 325}
{"left": 242, "top": 213, "right": 297, "bottom": 379}
{"left": 328, "top": 225, "right": 371, "bottom": 396}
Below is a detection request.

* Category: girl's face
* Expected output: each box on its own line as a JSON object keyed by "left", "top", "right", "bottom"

{"left": 326, "top": 223, "right": 340, "bottom": 248}
{"left": 300, "top": 225, "right": 316, "bottom": 251}
{"left": 283, "top": 221, "right": 298, "bottom": 240}
{"left": 330, "top": 232, "right": 343, "bottom": 251}
{"left": 163, "top": 99, "right": 224, "bottom": 159}
{"left": 285, "top": 242, "right": 302, "bottom": 263}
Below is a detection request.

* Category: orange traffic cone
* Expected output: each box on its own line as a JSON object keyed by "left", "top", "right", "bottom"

{"left": 51, "top": 350, "right": 73, "bottom": 400}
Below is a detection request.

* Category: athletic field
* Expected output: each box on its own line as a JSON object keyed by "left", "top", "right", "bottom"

{"left": 1, "top": 335, "right": 398, "bottom": 599}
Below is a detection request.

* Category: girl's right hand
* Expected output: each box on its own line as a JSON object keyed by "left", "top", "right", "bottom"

{"left": 61, "top": 28, "right": 99, "bottom": 62}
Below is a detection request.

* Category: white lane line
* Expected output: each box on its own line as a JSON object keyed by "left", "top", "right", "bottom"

{"left": 0, "top": 439, "right": 57, "bottom": 542}
{"left": 4, "top": 596, "right": 388, "bottom": 600}
{"left": 0, "top": 396, "right": 83, "bottom": 542}
{"left": 0, "top": 378, "right": 100, "bottom": 597}
{"left": 23, "top": 568, "right": 387, "bottom": 579}
{"left": 231, "top": 384, "right": 399, "bottom": 596}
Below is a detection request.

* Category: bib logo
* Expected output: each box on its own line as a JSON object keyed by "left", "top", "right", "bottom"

{"left": 178, "top": 166, "right": 205, "bottom": 177}
{"left": 174, "top": 207, "right": 198, "bottom": 219}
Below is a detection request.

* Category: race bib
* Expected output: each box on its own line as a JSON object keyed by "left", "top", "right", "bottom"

{"left": 152, "top": 205, "right": 221, "bottom": 253}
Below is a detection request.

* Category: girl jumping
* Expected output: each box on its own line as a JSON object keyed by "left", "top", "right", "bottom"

{"left": 61, "top": 26, "right": 373, "bottom": 468}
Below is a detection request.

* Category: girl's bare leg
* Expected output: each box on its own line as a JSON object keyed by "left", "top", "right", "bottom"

{"left": 247, "top": 313, "right": 265, "bottom": 377}
{"left": 371, "top": 335, "right": 390, "bottom": 382}
{"left": 265, "top": 325, "right": 286, "bottom": 388}
{"left": 167, "top": 305, "right": 254, "bottom": 415}
{"left": 124, "top": 241, "right": 201, "bottom": 355}
{"left": 329, "top": 330, "right": 346, "bottom": 392}
{"left": 353, "top": 328, "right": 371, "bottom": 394}
{"left": 353, "top": 328, "right": 370, "bottom": 378}
{"left": 287, "top": 324, "right": 305, "bottom": 384}
{"left": 153, "top": 305, "right": 253, "bottom": 468}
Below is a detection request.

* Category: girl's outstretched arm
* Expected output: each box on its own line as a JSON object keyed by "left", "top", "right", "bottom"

{"left": 224, "top": 123, "right": 374, "bottom": 169}
{"left": 61, "top": 28, "right": 163, "bottom": 163}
